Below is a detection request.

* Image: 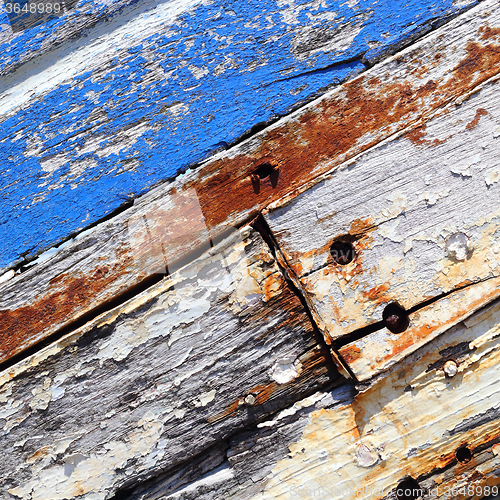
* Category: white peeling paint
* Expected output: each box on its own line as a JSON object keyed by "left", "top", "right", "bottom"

{"left": 268, "top": 356, "right": 301, "bottom": 384}
{"left": 197, "top": 389, "right": 217, "bottom": 407}
{"left": 0, "top": 269, "right": 15, "bottom": 284}
{"left": 485, "top": 169, "right": 500, "bottom": 186}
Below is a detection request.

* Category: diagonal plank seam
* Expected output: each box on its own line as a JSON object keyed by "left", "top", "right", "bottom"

{"left": 10, "top": 47, "right": 500, "bottom": 283}
{"left": 108, "top": 379, "right": 356, "bottom": 500}
{"left": 334, "top": 275, "right": 500, "bottom": 350}
{"left": 250, "top": 215, "right": 359, "bottom": 382}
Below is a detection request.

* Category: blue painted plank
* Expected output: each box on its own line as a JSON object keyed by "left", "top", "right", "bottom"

{"left": 0, "top": 0, "right": 144, "bottom": 75}
{"left": 0, "top": 0, "right": 479, "bottom": 270}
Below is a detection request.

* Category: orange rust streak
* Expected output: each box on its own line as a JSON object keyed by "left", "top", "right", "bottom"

{"left": 341, "top": 346, "right": 362, "bottom": 364}
{"left": 0, "top": 260, "right": 131, "bottom": 362}
{"left": 405, "top": 123, "right": 452, "bottom": 147}
{"left": 362, "top": 283, "right": 390, "bottom": 301}
{"left": 466, "top": 108, "right": 488, "bottom": 130}
{"left": 194, "top": 30, "right": 500, "bottom": 232}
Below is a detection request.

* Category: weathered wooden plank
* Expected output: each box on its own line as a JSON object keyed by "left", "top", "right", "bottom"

{"left": 0, "top": 0, "right": 482, "bottom": 271}
{"left": 264, "top": 54, "right": 500, "bottom": 356}
{"left": 2, "top": 0, "right": 499, "bottom": 364}
{"left": 0, "top": 0, "right": 479, "bottom": 76}
{"left": 122, "top": 297, "right": 500, "bottom": 499}
{"left": 0, "top": 227, "right": 337, "bottom": 500}
{"left": 339, "top": 277, "right": 500, "bottom": 381}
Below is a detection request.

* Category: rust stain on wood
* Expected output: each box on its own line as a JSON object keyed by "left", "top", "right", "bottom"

{"left": 0, "top": 254, "right": 132, "bottom": 362}
{"left": 3, "top": 20, "right": 500, "bottom": 364}
{"left": 193, "top": 23, "right": 500, "bottom": 234}
{"left": 466, "top": 107, "right": 488, "bottom": 129}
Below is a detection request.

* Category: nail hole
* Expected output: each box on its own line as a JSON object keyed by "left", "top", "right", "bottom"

{"left": 250, "top": 162, "right": 279, "bottom": 193}
{"left": 396, "top": 478, "right": 423, "bottom": 500}
{"left": 382, "top": 302, "right": 409, "bottom": 334}
{"left": 330, "top": 241, "right": 356, "bottom": 265}
{"left": 455, "top": 445, "right": 472, "bottom": 463}
{"left": 254, "top": 163, "right": 275, "bottom": 179}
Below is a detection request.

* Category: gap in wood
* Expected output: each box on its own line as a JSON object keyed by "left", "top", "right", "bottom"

{"left": 0, "top": 271, "right": 171, "bottom": 374}
{"left": 334, "top": 275, "right": 500, "bottom": 351}
{"left": 250, "top": 214, "right": 351, "bottom": 379}
{"left": 455, "top": 444, "right": 472, "bottom": 463}
{"left": 1, "top": 227, "right": 245, "bottom": 372}
{"left": 395, "top": 477, "right": 423, "bottom": 500}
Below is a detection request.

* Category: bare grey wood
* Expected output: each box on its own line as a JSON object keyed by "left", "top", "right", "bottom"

{"left": 264, "top": 62, "right": 500, "bottom": 344}
{"left": 0, "top": 227, "right": 336, "bottom": 500}
{"left": 122, "top": 297, "right": 500, "bottom": 500}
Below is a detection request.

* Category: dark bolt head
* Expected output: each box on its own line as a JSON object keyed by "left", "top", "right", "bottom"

{"left": 382, "top": 303, "right": 409, "bottom": 334}
{"left": 455, "top": 445, "right": 472, "bottom": 463}
{"left": 330, "top": 241, "right": 355, "bottom": 265}
{"left": 385, "top": 315, "right": 401, "bottom": 329}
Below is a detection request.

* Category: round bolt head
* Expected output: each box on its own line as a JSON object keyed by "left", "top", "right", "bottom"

{"left": 443, "top": 360, "right": 458, "bottom": 378}
{"left": 244, "top": 394, "right": 256, "bottom": 406}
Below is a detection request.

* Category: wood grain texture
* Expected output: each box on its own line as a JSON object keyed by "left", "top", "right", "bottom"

{"left": 2, "top": 0, "right": 500, "bottom": 364}
{"left": 339, "top": 276, "right": 500, "bottom": 382}
{"left": 264, "top": 52, "right": 500, "bottom": 348}
{"left": 0, "top": 227, "right": 336, "bottom": 500}
{"left": 0, "top": 0, "right": 480, "bottom": 270}
{"left": 122, "top": 298, "right": 500, "bottom": 500}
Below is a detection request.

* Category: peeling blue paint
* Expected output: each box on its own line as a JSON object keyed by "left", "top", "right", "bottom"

{"left": 0, "top": 0, "right": 479, "bottom": 269}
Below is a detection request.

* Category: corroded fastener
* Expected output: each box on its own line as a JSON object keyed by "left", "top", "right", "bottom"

{"left": 244, "top": 394, "right": 256, "bottom": 406}
{"left": 455, "top": 444, "right": 472, "bottom": 463}
{"left": 382, "top": 303, "right": 409, "bottom": 334}
{"left": 249, "top": 161, "right": 279, "bottom": 193}
{"left": 330, "top": 240, "right": 355, "bottom": 265}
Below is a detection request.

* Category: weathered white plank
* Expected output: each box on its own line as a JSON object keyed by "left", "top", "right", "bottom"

{"left": 0, "top": 227, "right": 335, "bottom": 500}
{"left": 2, "top": 0, "right": 500, "bottom": 365}
{"left": 122, "top": 298, "right": 500, "bottom": 499}
{"left": 339, "top": 276, "right": 500, "bottom": 381}
{"left": 264, "top": 60, "right": 500, "bottom": 350}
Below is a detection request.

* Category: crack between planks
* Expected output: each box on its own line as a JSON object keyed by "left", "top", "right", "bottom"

{"left": 250, "top": 214, "right": 358, "bottom": 382}
{"left": 261, "top": 52, "right": 369, "bottom": 88}
{"left": 1, "top": 2, "right": 498, "bottom": 373}
{"left": 108, "top": 380, "right": 355, "bottom": 500}
{"left": 334, "top": 274, "right": 500, "bottom": 353}
{"left": 0, "top": 273, "right": 170, "bottom": 374}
